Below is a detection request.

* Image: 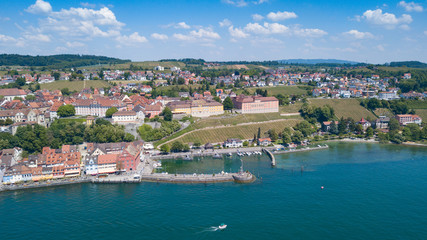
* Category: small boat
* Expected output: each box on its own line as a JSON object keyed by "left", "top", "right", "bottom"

{"left": 218, "top": 223, "right": 227, "bottom": 230}
{"left": 213, "top": 153, "right": 222, "bottom": 159}
{"left": 183, "top": 155, "right": 193, "bottom": 160}
{"left": 227, "top": 153, "right": 232, "bottom": 157}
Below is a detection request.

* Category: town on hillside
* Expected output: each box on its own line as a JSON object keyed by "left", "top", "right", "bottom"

{"left": 0, "top": 61, "right": 426, "bottom": 185}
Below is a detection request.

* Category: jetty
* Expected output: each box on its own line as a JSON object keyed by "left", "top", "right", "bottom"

{"left": 139, "top": 172, "right": 255, "bottom": 184}
{"left": 262, "top": 148, "right": 276, "bottom": 166}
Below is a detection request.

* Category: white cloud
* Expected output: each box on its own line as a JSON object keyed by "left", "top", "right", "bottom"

{"left": 219, "top": 19, "right": 232, "bottom": 27}
{"left": 173, "top": 28, "right": 220, "bottom": 42}
{"left": 151, "top": 33, "right": 168, "bottom": 40}
{"left": 0, "top": 17, "right": 10, "bottom": 21}
{"left": 254, "top": 0, "right": 268, "bottom": 4}
{"left": 222, "top": 0, "right": 248, "bottom": 7}
{"left": 116, "top": 32, "right": 148, "bottom": 44}
{"left": 377, "top": 44, "right": 385, "bottom": 51}
{"left": 252, "top": 14, "right": 264, "bottom": 21}
{"left": 66, "top": 41, "right": 85, "bottom": 47}
{"left": 398, "top": 1, "right": 423, "bottom": 12}
{"left": 244, "top": 22, "right": 289, "bottom": 35}
{"left": 293, "top": 28, "right": 327, "bottom": 37}
{"left": 34, "top": 6, "right": 124, "bottom": 38}
{"left": 23, "top": 33, "right": 51, "bottom": 42}
{"left": 343, "top": 30, "right": 374, "bottom": 39}
{"left": 228, "top": 26, "right": 249, "bottom": 38}
{"left": 175, "top": 22, "right": 190, "bottom": 29}
{"left": 80, "top": 2, "right": 97, "bottom": 8}
{"left": 362, "top": 9, "right": 412, "bottom": 29}
{"left": 0, "top": 34, "right": 25, "bottom": 47}
{"left": 26, "top": 0, "right": 52, "bottom": 14}
{"left": 266, "top": 11, "right": 297, "bottom": 21}
{"left": 0, "top": 34, "right": 16, "bottom": 42}
{"left": 424, "top": 30, "right": 427, "bottom": 36}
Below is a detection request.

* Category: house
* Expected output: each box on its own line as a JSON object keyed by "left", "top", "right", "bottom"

{"left": 395, "top": 114, "right": 422, "bottom": 126}
{"left": 378, "top": 91, "right": 399, "bottom": 100}
{"left": 154, "top": 66, "right": 164, "bottom": 71}
{"left": 223, "top": 138, "right": 243, "bottom": 148}
{"left": 232, "top": 95, "right": 279, "bottom": 114}
{"left": 322, "top": 121, "right": 339, "bottom": 132}
{"left": 0, "top": 147, "right": 22, "bottom": 169}
{"left": 3, "top": 165, "right": 32, "bottom": 184}
{"left": 375, "top": 116, "right": 390, "bottom": 129}
{"left": 0, "top": 88, "right": 27, "bottom": 101}
{"left": 258, "top": 138, "right": 272, "bottom": 146}
{"left": 357, "top": 118, "right": 371, "bottom": 130}
{"left": 84, "top": 155, "right": 99, "bottom": 175}
{"left": 117, "top": 144, "right": 140, "bottom": 172}
{"left": 97, "top": 154, "right": 119, "bottom": 174}
{"left": 204, "top": 143, "right": 214, "bottom": 150}
{"left": 145, "top": 104, "right": 162, "bottom": 118}
{"left": 403, "top": 73, "right": 411, "bottom": 79}
{"left": 112, "top": 111, "right": 137, "bottom": 124}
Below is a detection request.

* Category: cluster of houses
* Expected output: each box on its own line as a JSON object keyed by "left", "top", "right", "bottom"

{"left": 0, "top": 141, "right": 144, "bottom": 184}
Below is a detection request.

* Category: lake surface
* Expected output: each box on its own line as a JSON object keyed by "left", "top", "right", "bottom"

{"left": 1, "top": 142, "right": 427, "bottom": 240}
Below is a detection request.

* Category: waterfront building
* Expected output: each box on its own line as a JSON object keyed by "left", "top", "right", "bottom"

{"left": 258, "top": 138, "right": 272, "bottom": 146}
{"left": 357, "top": 118, "right": 372, "bottom": 130}
{"left": 232, "top": 95, "right": 279, "bottom": 114}
{"left": 223, "top": 138, "right": 243, "bottom": 148}
{"left": 97, "top": 154, "right": 119, "bottom": 174}
{"left": 84, "top": 155, "right": 99, "bottom": 175}
{"left": 395, "top": 114, "right": 422, "bottom": 126}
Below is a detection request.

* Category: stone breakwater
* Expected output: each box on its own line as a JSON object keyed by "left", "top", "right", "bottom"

{"left": 139, "top": 172, "right": 255, "bottom": 184}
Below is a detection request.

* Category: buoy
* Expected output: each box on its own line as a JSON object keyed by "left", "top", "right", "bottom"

{"left": 321, "top": 186, "right": 324, "bottom": 189}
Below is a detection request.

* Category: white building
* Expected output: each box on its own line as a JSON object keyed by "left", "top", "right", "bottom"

{"left": 112, "top": 111, "right": 137, "bottom": 124}
{"left": 223, "top": 138, "right": 243, "bottom": 148}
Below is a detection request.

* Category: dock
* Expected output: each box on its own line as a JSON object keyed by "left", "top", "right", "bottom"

{"left": 262, "top": 148, "right": 276, "bottom": 167}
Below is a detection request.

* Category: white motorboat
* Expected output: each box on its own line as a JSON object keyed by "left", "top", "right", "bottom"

{"left": 218, "top": 223, "right": 227, "bottom": 230}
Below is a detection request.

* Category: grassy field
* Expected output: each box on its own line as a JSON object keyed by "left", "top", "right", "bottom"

{"left": 280, "top": 102, "right": 303, "bottom": 113}
{"left": 193, "top": 113, "right": 301, "bottom": 129}
{"left": 237, "top": 86, "right": 310, "bottom": 96}
{"left": 176, "top": 119, "right": 301, "bottom": 144}
{"left": 309, "top": 98, "right": 376, "bottom": 120}
{"left": 374, "top": 108, "right": 394, "bottom": 118}
{"left": 29, "top": 80, "right": 111, "bottom": 91}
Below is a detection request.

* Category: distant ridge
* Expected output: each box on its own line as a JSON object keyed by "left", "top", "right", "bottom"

{"left": 0, "top": 54, "right": 130, "bottom": 68}
{"left": 387, "top": 61, "right": 427, "bottom": 68}
{"left": 279, "top": 59, "right": 360, "bottom": 65}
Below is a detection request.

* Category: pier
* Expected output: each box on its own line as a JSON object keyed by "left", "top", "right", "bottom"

{"left": 139, "top": 172, "right": 255, "bottom": 184}
{"left": 263, "top": 148, "right": 276, "bottom": 167}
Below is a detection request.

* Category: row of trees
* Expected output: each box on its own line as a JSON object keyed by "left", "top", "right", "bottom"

{"left": 138, "top": 120, "right": 181, "bottom": 142}
{"left": 0, "top": 120, "right": 135, "bottom": 154}
{"left": 360, "top": 99, "right": 415, "bottom": 114}
{"left": 300, "top": 104, "right": 335, "bottom": 123}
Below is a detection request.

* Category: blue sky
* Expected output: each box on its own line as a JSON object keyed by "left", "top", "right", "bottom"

{"left": 0, "top": 0, "right": 426, "bottom": 63}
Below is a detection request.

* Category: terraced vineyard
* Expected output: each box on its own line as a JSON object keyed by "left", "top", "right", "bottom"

{"left": 178, "top": 119, "right": 301, "bottom": 144}
{"left": 374, "top": 108, "right": 394, "bottom": 118}
{"left": 415, "top": 109, "right": 427, "bottom": 121}
{"left": 309, "top": 98, "right": 376, "bottom": 120}
{"left": 193, "top": 113, "right": 300, "bottom": 129}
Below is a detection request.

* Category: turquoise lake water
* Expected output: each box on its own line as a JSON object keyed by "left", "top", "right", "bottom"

{"left": 1, "top": 142, "right": 427, "bottom": 239}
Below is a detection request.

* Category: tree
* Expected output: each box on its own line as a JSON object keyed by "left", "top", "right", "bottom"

{"left": 25, "top": 95, "right": 36, "bottom": 101}
{"left": 291, "top": 131, "right": 304, "bottom": 144}
{"left": 193, "top": 140, "right": 202, "bottom": 148}
{"left": 52, "top": 72, "right": 60, "bottom": 81}
{"left": 257, "top": 127, "right": 261, "bottom": 139}
{"left": 223, "top": 96, "right": 233, "bottom": 110}
{"left": 13, "top": 97, "right": 23, "bottom": 101}
{"left": 105, "top": 107, "right": 118, "bottom": 118}
{"left": 162, "top": 107, "right": 173, "bottom": 121}
{"left": 61, "top": 88, "right": 70, "bottom": 96}
{"left": 282, "top": 132, "right": 292, "bottom": 144}
{"left": 171, "top": 141, "right": 184, "bottom": 152}
{"left": 160, "top": 144, "right": 170, "bottom": 153}
{"left": 388, "top": 118, "right": 400, "bottom": 131}
{"left": 267, "top": 129, "right": 278, "bottom": 141}
{"left": 329, "top": 121, "right": 339, "bottom": 135}
{"left": 338, "top": 117, "right": 347, "bottom": 134}
{"left": 16, "top": 77, "right": 26, "bottom": 86}
{"left": 57, "top": 104, "right": 75, "bottom": 117}
{"left": 365, "top": 126, "right": 374, "bottom": 138}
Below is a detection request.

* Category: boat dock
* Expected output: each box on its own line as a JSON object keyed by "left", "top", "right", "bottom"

{"left": 262, "top": 148, "right": 276, "bottom": 167}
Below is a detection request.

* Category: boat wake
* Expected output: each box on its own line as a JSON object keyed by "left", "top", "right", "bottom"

{"left": 196, "top": 226, "right": 219, "bottom": 233}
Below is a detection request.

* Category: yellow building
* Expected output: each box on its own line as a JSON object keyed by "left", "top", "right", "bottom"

{"left": 167, "top": 100, "right": 224, "bottom": 117}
